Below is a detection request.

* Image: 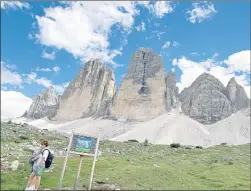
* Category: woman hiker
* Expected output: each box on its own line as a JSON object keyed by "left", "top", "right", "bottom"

{"left": 25, "top": 139, "right": 50, "bottom": 190}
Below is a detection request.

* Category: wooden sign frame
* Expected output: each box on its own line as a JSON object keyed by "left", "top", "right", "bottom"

{"left": 58, "top": 130, "right": 100, "bottom": 191}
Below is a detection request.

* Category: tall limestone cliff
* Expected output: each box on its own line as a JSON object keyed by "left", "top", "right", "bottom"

{"left": 54, "top": 59, "right": 116, "bottom": 121}
{"left": 165, "top": 71, "right": 179, "bottom": 110}
{"left": 226, "top": 77, "right": 250, "bottom": 111}
{"left": 179, "top": 73, "right": 233, "bottom": 124}
{"left": 110, "top": 48, "right": 166, "bottom": 121}
{"left": 26, "top": 86, "right": 59, "bottom": 119}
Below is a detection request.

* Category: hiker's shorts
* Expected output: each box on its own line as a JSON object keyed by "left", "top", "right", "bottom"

{"left": 33, "top": 163, "right": 45, "bottom": 176}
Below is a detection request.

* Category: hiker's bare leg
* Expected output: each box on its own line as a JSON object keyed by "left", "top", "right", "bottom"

{"left": 35, "top": 176, "right": 41, "bottom": 190}
{"left": 27, "top": 173, "right": 35, "bottom": 187}
{"left": 30, "top": 175, "right": 37, "bottom": 188}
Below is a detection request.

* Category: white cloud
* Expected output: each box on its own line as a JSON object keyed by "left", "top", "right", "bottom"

{"left": 42, "top": 51, "right": 56, "bottom": 60}
{"left": 139, "top": 1, "right": 175, "bottom": 18}
{"left": 1, "top": 1, "right": 30, "bottom": 10}
{"left": 212, "top": 53, "right": 220, "bottom": 58}
{"left": 162, "top": 41, "right": 171, "bottom": 49}
{"left": 172, "top": 50, "right": 251, "bottom": 98}
{"left": 24, "top": 72, "right": 37, "bottom": 84}
{"left": 151, "top": 1, "right": 174, "bottom": 18}
{"left": 34, "top": 1, "right": 140, "bottom": 68}
{"left": 135, "top": 21, "right": 146, "bottom": 32}
{"left": 53, "top": 66, "right": 61, "bottom": 73}
{"left": 190, "top": 52, "right": 200, "bottom": 56}
{"left": 224, "top": 50, "right": 250, "bottom": 73}
{"left": 187, "top": 2, "right": 217, "bottom": 23}
{"left": 23, "top": 72, "right": 68, "bottom": 94}
{"left": 35, "top": 67, "right": 52, "bottom": 72}
{"left": 146, "top": 31, "right": 165, "bottom": 41}
{"left": 54, "top": 82, "right": 70, "bottom": 94}
{"left": 36, "top": 77, "right": 53, "bottom": 88}
{"left": 1, "top": 91, "right": 32, "bottom": 118}
{"left": 173, "top": 41, "right": 179, "bottom": 47}
{"left": 1, "top": 61, "right": 22, "bottom": 86}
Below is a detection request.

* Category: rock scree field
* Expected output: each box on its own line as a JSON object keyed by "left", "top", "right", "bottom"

{"left": 1, "top": 121, "right": 250, "bottom": 190}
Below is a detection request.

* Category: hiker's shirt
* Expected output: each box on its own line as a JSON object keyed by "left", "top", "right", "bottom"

{"left": 41, "top": 148, "right": 49, "bottom": 163}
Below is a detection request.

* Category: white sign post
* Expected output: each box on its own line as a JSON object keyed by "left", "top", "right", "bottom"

{"left": 58, "top": 131, "right": 74, "bottom": 190}
{"left": 88, "top": 132, "right": 100, "bottom": 190}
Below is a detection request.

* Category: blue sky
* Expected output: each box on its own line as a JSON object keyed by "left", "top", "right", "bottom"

{"left": 1, "top": 1, "right": 250, "bottom": 118}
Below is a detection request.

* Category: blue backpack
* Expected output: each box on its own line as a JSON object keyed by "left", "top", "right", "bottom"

{"left": 42, "top": 149, "right": 54, "bottom": 168}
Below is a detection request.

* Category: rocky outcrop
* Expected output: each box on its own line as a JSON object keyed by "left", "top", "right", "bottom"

{"left": 179, "top": 73, "right": 233, "bottom": 124}
{"left": 226, "top": 77, "right": 250, "bottom": 112}
{"left": 54, "top": 59, "right": 116, "bottom": 121}
{"left": 26, "top": 86, "right": 59, "bottom": 119}
{"left": 110, "top": 48, "right": 166, "bottom": 121}
{"left": 165, "top": 71, "right": 179, "bottom": 110}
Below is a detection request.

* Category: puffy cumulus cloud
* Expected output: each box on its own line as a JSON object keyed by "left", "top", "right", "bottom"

{"left": 172, "top": 50, "right": 251, "bottom": 98}
{"left": 42, "top": 51, "right": 56, "bottom": 60}
{"left": 1, "top": 91, "right": 32, "bottom": 118}
{"left": 23, "top": 72, "right": 68, "bottom": 94}
{"left": 135, "top": 21, "right": 146, "bottom": 32}
{"left": 138, "top": 1, "right": 175, "bottom": 18}
{"left": 1, "top": 1, "right": 30, "bottom": 10}
{"left": 186, "top": 2, "right": 217, "bottom": 23}
{"left": 224, "top": 50, "right": 250, "bottom": 73}
{"left": 1, "top": 61, "right": 22, "bottom": 87}
{"left": 34, "top": 1, "right": 140, "bottom": 68}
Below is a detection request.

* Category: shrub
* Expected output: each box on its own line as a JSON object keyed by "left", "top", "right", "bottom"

{"left": 128, "top": 139, "right": 139, "bottom": 143}
{"left": 220, "top": 143, "right": 227, "bottom": 146}
{"left": 228, "top": 161, "right": 234, "bottom": 165}
{"left": 144, "top": 139, "right": 149, "bottom": 146}
{"left": 7, "top": 120, "right": 12, "bottom": 124}
{"left": 19, "top": 135, "right": 29, "bottom": 140}
{"left": 14, "top": 140, "right": 21, "bottom": 143}
{"left": 170, "top": 143, "right": 180, "bottom": 148}
{"left": 195, "top": 146, "right": 203, "bottom": 149}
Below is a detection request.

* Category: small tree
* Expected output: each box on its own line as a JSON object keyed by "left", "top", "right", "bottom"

{"left": 144, "top": 138, "right": 149, "bottom": 146}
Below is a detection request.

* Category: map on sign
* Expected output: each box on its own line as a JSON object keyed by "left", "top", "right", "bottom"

{"left": 70, "top": 134, "right": 97, "bottom": 155}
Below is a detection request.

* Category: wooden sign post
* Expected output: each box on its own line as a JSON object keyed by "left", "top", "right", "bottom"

{"left": 73, "top": 155, "right": 84, "bottom": 190}
{"left": 58, "top": 129, "right": 100, "bottom": 191}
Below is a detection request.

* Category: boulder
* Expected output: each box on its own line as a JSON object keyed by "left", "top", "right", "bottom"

{"left": 10, "top": 160, "right": 19, "bottom": 171}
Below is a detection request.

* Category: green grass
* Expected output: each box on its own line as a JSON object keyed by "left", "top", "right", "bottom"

{"left": 1, "top": 141, "right": 250, "bottom": 190}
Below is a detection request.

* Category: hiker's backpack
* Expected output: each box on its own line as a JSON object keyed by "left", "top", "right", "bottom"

{"left": 42, "top": 149, "right": 54, "bottom": 168}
